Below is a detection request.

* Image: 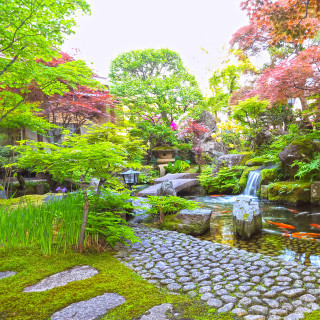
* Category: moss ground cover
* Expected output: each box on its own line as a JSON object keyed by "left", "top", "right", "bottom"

{"left": 0, "top": 247, "right": 236, "bottom": 320}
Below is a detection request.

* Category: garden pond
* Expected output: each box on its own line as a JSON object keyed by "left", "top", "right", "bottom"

{"left": 191, "top": 195, "right": 320, "bottom": 267}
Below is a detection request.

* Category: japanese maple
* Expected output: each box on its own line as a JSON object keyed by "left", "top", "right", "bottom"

{"left": 178, "top": 118, "right": 209, "bottom": 172}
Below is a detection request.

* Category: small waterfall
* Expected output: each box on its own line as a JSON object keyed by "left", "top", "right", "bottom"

{"left": 243, "top": 170, "right": 261, "bottom": 196}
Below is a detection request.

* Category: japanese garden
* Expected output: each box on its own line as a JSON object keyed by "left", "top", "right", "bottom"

{"left": 2, "top": 1, "right": 320, "bottom": 319}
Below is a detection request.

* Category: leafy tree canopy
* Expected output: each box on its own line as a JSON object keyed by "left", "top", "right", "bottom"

{"left": 0, "top": 0, "right": 103, "bottom": 132}
{"left": 109, "top": 48, "right": 203, "bottom": 127}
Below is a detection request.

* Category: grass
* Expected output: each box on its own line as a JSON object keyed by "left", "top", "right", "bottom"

{"left": 0, "top": 193, "right": 83, "bottom": 255}
{"left": 0, "top": 247, "right": 238, "bottom": 320}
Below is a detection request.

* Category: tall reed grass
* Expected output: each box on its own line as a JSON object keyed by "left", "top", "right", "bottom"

{"left": 0, "top": 193, "right": 84, "bottom": 255}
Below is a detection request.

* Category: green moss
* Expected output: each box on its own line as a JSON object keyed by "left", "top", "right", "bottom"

{"left": 267, "top": 181, "right": 311, "bottom": 205}
{"left": 238, "top": 151, "right": 254, "bottom": 165}
{"left": 245, "top": 157, "right": 273, "bottom": 167}
{"left": 291, "top": 137, "right": 314, "bottom": 158}
{"left": 239, "top": 166, "right": 260, "bottom": 191}
{"left": 305, "top": 310, "right": 320, "bottom": 320}
{"left": 159, "top": 214, "right": 208, "bottom": 236}
{"left": 0, "top": 193, "right": 63, "bottom": 209}
{"left": 260, "top": 168, "right": 279, "bottom": 185}
{"left": 0, "top": 247, "right": 235, "bottom": 320}
{"left": 152, "top": 145, "right": 178, "bottom": 151}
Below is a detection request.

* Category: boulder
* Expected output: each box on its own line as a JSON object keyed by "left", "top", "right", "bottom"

{"left": 279, "top": 137, "right": 319, "bottom": 177}
{"left": 267, "top": 181, "right": 311, "bottom": 205}
{"left": 233, "top": 196, "right": 262, "bottom": 239}
{"left": 200, "top": 140, "right": 227, "bottom": 159}
{"left": 197, "top": 110, "right": 217, "bottom": 133}
{"left": 156, "top": 180, "right": 176, "bottom": 196}
{"left": 260, "top": 168, "right": 278, "bottom": 186}
{"left": 195, "top": 111, "right": 228, "bottom": 160}
{"left": 311, "top": 181, "right": 320, "bottom": 205}
{"left": 260, "top": 185, "right": 268, "bottom": 199}
{"left": 0, "top": 185, "right": 6, "bottom": 199}
{"left": 161, "top": 208, "right": 212, "bottom": 236}
{"left": 213, "top": 154, "right": 245, "bottom": 174}
{"left": 36, "top": 183, "right": 45, "bottom": 195}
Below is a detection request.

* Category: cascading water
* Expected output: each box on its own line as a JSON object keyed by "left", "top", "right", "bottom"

{"left": 243, "top": 170, "right": 261, "bottom": 196}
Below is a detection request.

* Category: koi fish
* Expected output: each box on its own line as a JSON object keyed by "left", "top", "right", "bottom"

{"left": 267, "top": 220, "right": 295, "bottom": 230}
{"left": 209, "top": 194, "right": 223, "bottom": 197}
{"left": 310, "top": 224, "right": 320, "bottom": 229}
{"left": 288, "top": 209, "right": 299, "bottom": 213}
{"left": 220, "top": 210, "right": 232, "bottom": 213}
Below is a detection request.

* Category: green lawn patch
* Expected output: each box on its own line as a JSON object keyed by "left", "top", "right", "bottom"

{"left": 0, "top": 247, "right": 237, "bottom": 320}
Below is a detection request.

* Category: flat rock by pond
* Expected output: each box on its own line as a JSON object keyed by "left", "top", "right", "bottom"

{"left": 139, "top": 303, "right": 173, "bottom": 320}
{"left": 51, "top": 292, "right": 125, "bottom": 320}
{"left": 23, "top": 265, "right": 98, "bottom": 292}
{"left": 116, "top": 225, "right": 320, "bottom": 320}
{"left": 167, "top": 208, "right": 212, "bottom": 236}
{"left": 0, "top": 271, "right": 16, "bottom": 280}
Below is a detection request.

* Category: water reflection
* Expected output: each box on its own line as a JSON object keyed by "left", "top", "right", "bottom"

{"left": 193, "top": 195, "right": 320, "bottom": 267}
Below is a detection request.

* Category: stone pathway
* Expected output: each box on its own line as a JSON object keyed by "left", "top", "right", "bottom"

{"left": 0, "top": 271, "right": 16, "bottom": 280}
{"left": 51, "top": 293, "right": 125, "bottom": 320}
{"left": 139, "top": 303, "right": 173, "bottom": 320}
{"left": 23, "top": 265, "right": 98, "bottom": 292}
{"left": 115, "top": 225, "right": 320, "bottom": 320}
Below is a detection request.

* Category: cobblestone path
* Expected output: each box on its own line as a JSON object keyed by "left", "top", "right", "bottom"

{"left": 116, "top": 226, "right": 320, "bottom": 320}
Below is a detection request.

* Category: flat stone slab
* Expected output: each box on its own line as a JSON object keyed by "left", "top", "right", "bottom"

{"left": 139, "top": 303, "right": 173, "bottom": 320}
{"left": 24, "top": 265, "right": 98, "bottom": 292}
{"left": 138, "top": 179, "right": 199, "bottom": 197}
{"left": 0, "top": 271, "right": 16, "bottom": 280}
{"left": 154, "top": 173, "right": 198, "bottom": 184}
{"left": 51, "top": 293, "right": 125, "bottom": 320}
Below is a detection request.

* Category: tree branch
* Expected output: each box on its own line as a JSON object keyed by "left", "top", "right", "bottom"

{"left": 0, "top": 97, "right": 26, "bottom": 123}
{"left": 0, "top": 46, "right": 26, "bottom": 77}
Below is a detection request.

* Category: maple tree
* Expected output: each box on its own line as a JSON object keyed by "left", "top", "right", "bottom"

{"left": 235, "top": 0, "right": 320, "bottom": 48}
{"left": 178, "top": 118, "right": 209, "bottom": 172}
{"left": 228, "top": 0, "right": 320, "bottom": 128}
{"left": 0, "top": 0, "right": 101, "bottom": 133}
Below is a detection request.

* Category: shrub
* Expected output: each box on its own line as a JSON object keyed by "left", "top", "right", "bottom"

{"left": 145, "top": 195, "right": 199, "bottom": 222}
{"left": 165, "top": 160, "right": 190, "bottom": 173}
{"left": 199, "top": 165, "right": 244, "bottom": 194}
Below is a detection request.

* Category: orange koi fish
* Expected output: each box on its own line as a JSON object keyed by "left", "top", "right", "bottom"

{"left": 220, "top": 210, "right": 232, "bottom": 213}
{"left": 267, "top": 220, "right": 295, "bottom": 230}
{"left": 310, "top": 224, "right": 320, "bottom": 229}
{"left": 288, "top": 209, "right": 299, "bottom": 213}
{"left": 210, "top": 194, "right": 223, "bottom": 197}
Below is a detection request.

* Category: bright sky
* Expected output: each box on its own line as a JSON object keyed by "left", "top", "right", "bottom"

{"left": 62, "top": 0, "right": 248, "bottom": 94}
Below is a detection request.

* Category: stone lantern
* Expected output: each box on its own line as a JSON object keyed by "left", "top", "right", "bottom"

{"left": 152, "top": 145, "right": 178, "bottom": 176}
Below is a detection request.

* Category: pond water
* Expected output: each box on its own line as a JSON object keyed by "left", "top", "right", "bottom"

{"left": 191, "top": 195, "right": 320, "bottom": 267}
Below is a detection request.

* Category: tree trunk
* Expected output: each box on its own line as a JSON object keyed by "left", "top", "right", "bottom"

{"left": 78, "top": 188, "right": 90, "bottom": 253}
{"left": 16, "top": 170, "right": 26, "bottom": 191}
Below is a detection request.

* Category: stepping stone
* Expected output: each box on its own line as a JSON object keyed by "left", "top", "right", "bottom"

{"left": 0, "top": 271, "right": 16, "bottom": 280}
{"left": 51, "top": 293, "right": 125, "bottom": 320}
{"left": 139, "top": 303, "right": 173, "bottom": 320}
{"left": 24, "top": 265, "right": 98, "bottom": 292}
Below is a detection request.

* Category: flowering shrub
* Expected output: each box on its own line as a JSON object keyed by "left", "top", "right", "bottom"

{"left": 211, "top": 120, "right": 244, "bottom": 151}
